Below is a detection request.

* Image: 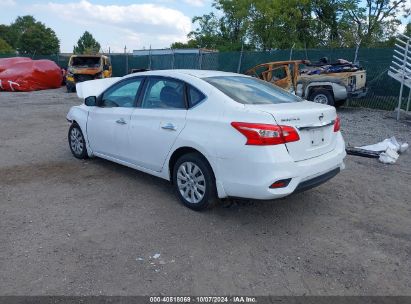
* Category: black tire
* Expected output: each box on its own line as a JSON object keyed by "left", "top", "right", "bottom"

{"left": 68, "top": 123, "right": 88, "bottom": 159}
{"left": 334, "top": 99, "right": 346, "bottom": 108}
{"left": 309, "top": 89, "right": 335, "bottom": 106}
{"left": 66, "top": 84, "right": 75, "bottom": 93}
{"left": 172, "top": 152, "right": 218, "bottom": 211}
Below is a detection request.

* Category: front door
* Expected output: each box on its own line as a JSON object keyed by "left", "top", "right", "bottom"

{"left": 87, "top": 77, "right": 144, "bottom": 160}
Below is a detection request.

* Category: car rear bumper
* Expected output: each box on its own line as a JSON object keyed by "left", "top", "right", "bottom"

{"left": 294, "top": 167, "right": 340, "bottom": 194}
{"left": 348, "top": 87, "right": 368, "bottom": 99}
{"left": 215, "top": 135, "right": 346, "bottom": 200}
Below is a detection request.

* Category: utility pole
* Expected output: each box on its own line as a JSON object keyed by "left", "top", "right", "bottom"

{"left": 289, "top": 43, "right": 295, "bottom": 61}
{"left": 171, "top": 48, "right": 175, "bottom": 69}
{"left": 237, "top": 41, "right": 244, "bottom": 73}
{"left": 149, "top": 45, "right": 152, "bottom": 70}
{"left": 124, "top": 45, "right": 128, "bottom": 75}
{"left": 198, "top": 49, "right": 203, "bottom": 69}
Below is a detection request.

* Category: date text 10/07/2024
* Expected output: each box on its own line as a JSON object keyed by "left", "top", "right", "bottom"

{"left": 149, "top": 297, "right": 257, "bottom": 303}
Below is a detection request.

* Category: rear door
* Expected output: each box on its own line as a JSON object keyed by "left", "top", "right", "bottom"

{"left": 128, "top": 76, "right": 187, "bottom": 171}
{"left": 87, "top": 77, "right": 144, "bottom": 160}
{"left": 249, "top": 101, "right": 338, "bottom": 161}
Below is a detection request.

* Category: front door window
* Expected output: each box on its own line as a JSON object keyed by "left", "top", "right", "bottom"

{"left": 101, "top": 78, "right": 143, "bottom": 108}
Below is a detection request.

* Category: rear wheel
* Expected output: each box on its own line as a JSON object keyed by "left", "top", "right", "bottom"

{"left": 68, "top": 123, "right": 87, "bottom": 159}
{"left": 172, "top": 153, "right": 217, "bottom": 211}
{"left": 309, "top": 89, "right": 335, "bottom": 106}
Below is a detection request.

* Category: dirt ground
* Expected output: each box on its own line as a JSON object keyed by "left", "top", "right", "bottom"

{"left": 0, "top": 88, "right": 410, "bottom": 296}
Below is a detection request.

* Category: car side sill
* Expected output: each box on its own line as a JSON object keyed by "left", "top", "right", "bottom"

{"left": 93, "top": 152, "right": 169, "bottom": 181}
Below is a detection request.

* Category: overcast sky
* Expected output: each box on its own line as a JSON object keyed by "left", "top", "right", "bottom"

{"left": 0, "top": 0, "right": 212, "bottom": 53}
{"left": 0, "top": 0, "right": 409, "bottom": 53}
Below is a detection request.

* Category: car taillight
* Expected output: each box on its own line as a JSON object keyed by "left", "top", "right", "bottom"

{"left": 270, "top": 178, "right": 291, "bottom": 188}
{"left": 333, "top": 116, "right": 341, "bottom": 132}
{"left": 231, "top": 122, "right": 300, "bottom": 146}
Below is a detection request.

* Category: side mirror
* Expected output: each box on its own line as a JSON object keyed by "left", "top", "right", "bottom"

{"left": 85, "top": 96, "right": 97, "bottom": 107}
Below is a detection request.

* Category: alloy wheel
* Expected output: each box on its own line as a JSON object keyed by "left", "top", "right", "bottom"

{"left": 176, "top": 161, "right": 206, "bottom": 204}
{"left": 313, "top": 94, "right": 329, "bottom": 104}
{"left": 70, "top": 127, "right": 84, "bottom": 156}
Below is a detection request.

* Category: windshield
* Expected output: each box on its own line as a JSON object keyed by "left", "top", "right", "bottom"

{"left": 71, "top": 57, "right": 101, "bottom": 68}
{"left": 204, "top": 76, "right": 302, "bottom": 104}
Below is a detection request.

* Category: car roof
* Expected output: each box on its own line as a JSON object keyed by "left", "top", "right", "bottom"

{"left": 70, "top": 55, "right": 106, "bottom": 58}
{"left": 125, "top": 69, "right": 245, "bottom": 79}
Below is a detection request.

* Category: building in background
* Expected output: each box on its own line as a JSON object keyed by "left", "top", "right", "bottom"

{"left": 132, "top": 48, "right": 218, "bottom": 56}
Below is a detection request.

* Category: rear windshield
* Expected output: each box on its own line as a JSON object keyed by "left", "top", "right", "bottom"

{"left": 71, "top": 57, "right": 101, "bottom": 68}
{"left": 203, "top": 76, "right": 301, "bottom": 104}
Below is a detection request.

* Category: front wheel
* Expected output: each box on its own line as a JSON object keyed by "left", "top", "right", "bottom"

{"left": 172, "top": 153, "right": 217, "bottom": 211}
{"left": 68, "top": 123, "right": 88, "bottom": 159}
{"left": 309, "top": 89, "right": 335, "bottom": 106}
{"left": 66, "top": 84, "right": 75, "bottom": 93}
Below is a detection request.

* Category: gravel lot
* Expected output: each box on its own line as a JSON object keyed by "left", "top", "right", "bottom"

{"left": 0, "top": 88, "right": 410, "bottom": 296}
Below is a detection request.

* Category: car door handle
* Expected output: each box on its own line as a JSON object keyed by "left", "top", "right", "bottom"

{"left": 116, "top": 118, "right": 127, "bottom": 125}
{"left": 161, "top": 123, "right": 177, "bottom": 131}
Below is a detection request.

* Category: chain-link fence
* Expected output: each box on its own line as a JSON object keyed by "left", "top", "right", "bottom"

{"left": 1, "top": 48, "right": 409, "bottom": 110}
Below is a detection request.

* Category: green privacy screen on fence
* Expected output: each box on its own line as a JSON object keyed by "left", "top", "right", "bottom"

{"left": 1, "top": 48, "right": 409, "bottom": 110}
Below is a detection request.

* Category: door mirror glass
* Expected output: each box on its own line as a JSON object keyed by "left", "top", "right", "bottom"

{"left": 85, "top": 96, "right": 97, "bottom": 106}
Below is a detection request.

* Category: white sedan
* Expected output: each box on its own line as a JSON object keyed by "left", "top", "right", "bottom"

{"left": 67, "top": 70, "right": 346, "bottom": 210}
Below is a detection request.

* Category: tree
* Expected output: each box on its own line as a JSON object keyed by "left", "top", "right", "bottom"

{"left": 170, "top": 40, "right": 199, "bottom": 49}
{"left": 405, "top": 22, "right": 411, "bottom": 37}
{"left": 18, "top": 24, "right": 60, "bottom": 55}
{"left": 180, "top": 0, "right": 330, "bottom": 50}
{"left": 246, "top": 0, "right": 313, "bottom": 50}
{"left": 173, "top": 0, "right": 409, "bottom": 50}
{"left": 7, "top": 16, "right": 36, "bottom": 50}
{"left": 0, "top": 37, "right": 14, "bottom": 53}
{"left": 187, "top": 13, "right": 226, "bottom": 50}
{"left": 212, "top": 0, "right": 250, "bottom": 50}
{"left": 0, "top": 24, "right": 16, "bottom": 48}
{"left": 339, "top": 0, "right": 410, "bottom": 47}
{"left": 311, "top": 0, "right": 342, "bottom": 47}
{"left": 73, "top": 31, "right": 101, "bottom": 54}
{"left": 0, "top": 16, "right": 60, "bottom": 55}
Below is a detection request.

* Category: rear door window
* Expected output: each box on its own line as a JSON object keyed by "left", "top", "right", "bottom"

{"left": 141, "top": 77, "right": 186, "bottom": 109}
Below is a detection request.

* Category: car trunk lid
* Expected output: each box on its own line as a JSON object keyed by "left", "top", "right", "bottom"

{"left": 245, "top": 101, "right": 338, "bottom": 161}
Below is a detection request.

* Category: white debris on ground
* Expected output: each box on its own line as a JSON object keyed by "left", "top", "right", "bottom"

{"left": 152, "top": 253, "right": 161, "bottom": 259}
{"left": 356, "top": 136, "right": 409, "bottom": 164}
{"left": 379, "top": 148, "right": 399, "bottom": 164}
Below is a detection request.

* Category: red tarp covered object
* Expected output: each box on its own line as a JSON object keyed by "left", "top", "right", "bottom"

{"left": 0, "top": 57, "right": 62, "bottom": 92}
